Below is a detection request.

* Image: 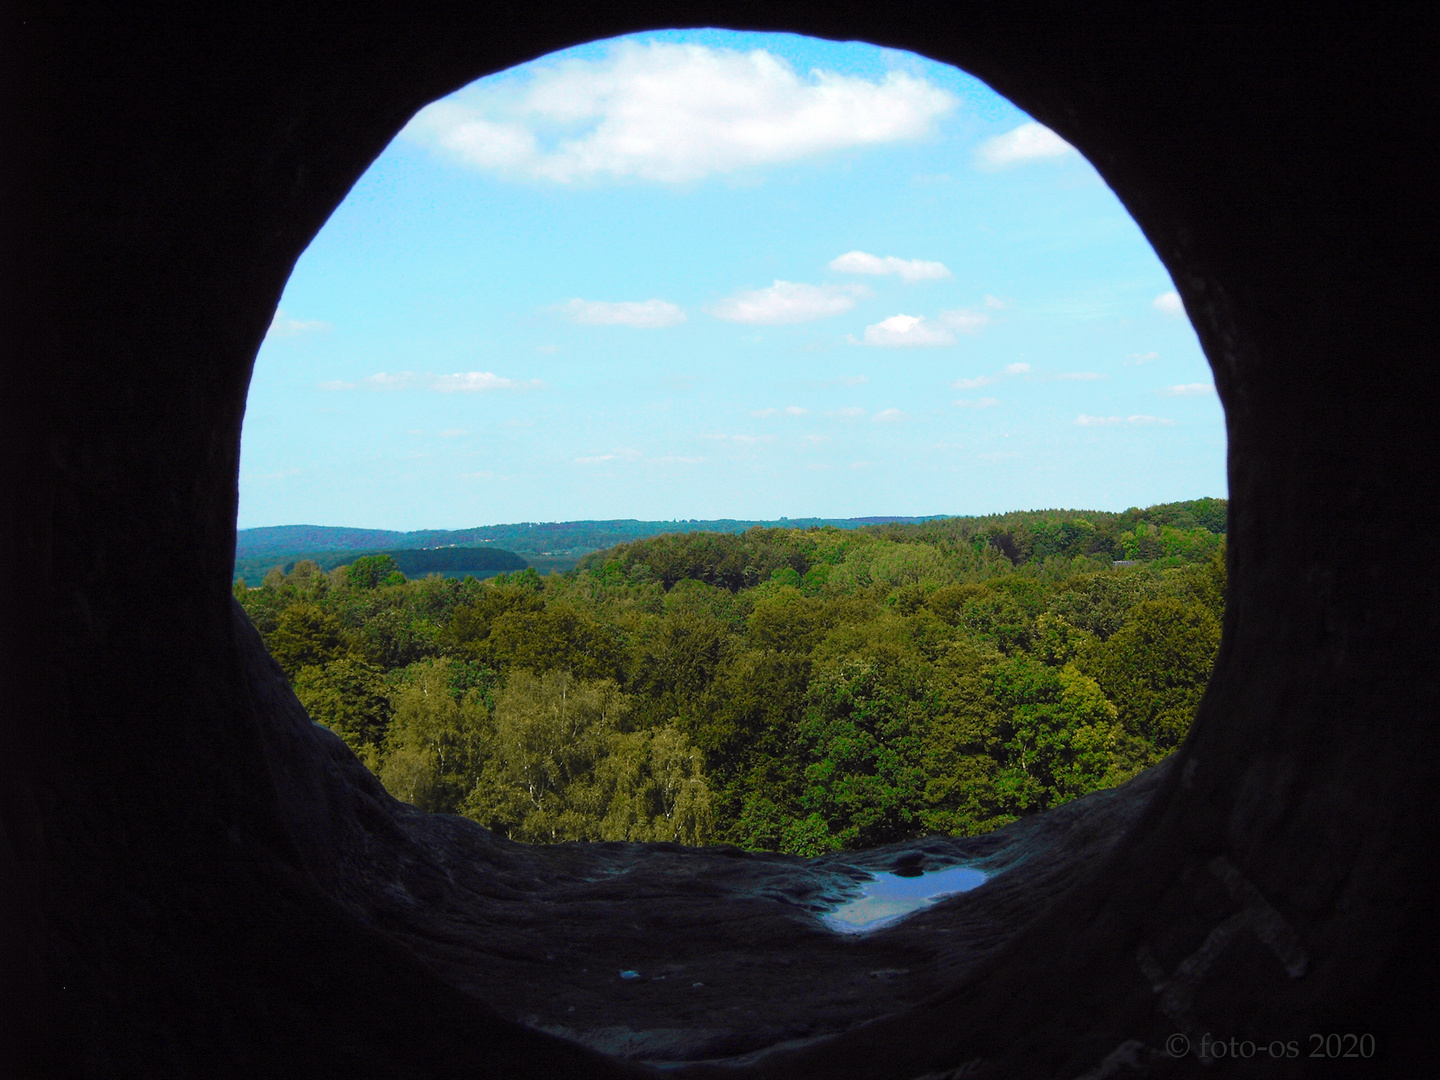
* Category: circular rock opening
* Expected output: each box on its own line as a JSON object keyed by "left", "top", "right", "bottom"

{"left": 236, "top": 29, "right": 1227, "bottom": 1068}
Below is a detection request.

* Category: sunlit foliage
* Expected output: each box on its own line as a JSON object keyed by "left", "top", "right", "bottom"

{"left": 238, "top": 501, "right": 1225, "bottom": 852}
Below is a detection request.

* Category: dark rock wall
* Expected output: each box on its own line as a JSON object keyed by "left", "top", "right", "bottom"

{"left": 4, "top": 4, "right": 1436, "bottom": 1076}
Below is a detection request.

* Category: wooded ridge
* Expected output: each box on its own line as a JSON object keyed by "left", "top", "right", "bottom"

{"left": 236, "top": 498, "right": 1225, "bottom": 854}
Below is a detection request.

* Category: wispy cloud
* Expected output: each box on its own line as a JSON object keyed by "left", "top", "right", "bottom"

{"left": 438, "top": 428, "right": 467, "bottom": 438}
{"left": 1057, "top": 372, "right": 1103, "bottom": 381}
{"left": 711, "top": 280, "right": 867, "bottom": 324}
{"left": 1153, "top": 291, "right": 1185, "bottom": 317}
{"left": 560, "top": 298, "right": 686, "bottom": 327}
{"left": 952, "top": 362, "right": 1029, "bottom": 390}
{"left": 432, "top": 372, "right": 545, "bottom": 392}
{"left": 862, "top": 313, "right": 952, "bottom": 347}
{"left": 364, "top": 372, "right": 420, "bottom": 389}
{"left": 872, "top": 408, "right": 906, "bottom": 423}
{"left": 403, "top": 41, "right": 957, "bottom": 183}
{"left": 266, "top": 309, "right": 329, "bottom": 339}
{"left": 699, "top": 433, "right": 778, "bottom": 445}
{"left": 751, "top": 405, "right": 810, "bottom": 417}
{"left": 358, "top": 371, "right": 544, "bottom": 392}
{"left": 316, "top": 379, "right": 356, "bottom": 391}
{"left": 1075, "top": 414, "right": 1174, "bottom": 427}
{"left": 859, "top": 306, "right": 991, "bottom": 348}
{"left": 575, "top": 447, "right": 643, "bottom": 465}
{"left": 828, "top": 406, "right": 866, "bottom": 421}
{"left": 1126, "top": 351, "right": 1160, "bottom": 365}
{"left": 943, "top": 308, "right": 992, "bottom": 333}
{"left": 976, "top": 121, "right": 1076, "bottom": 168}
{"left": 829, "top": 250, "right": 951, "bottom": 282}
{"left": 1158, "top": 382, "right": 1215, "bottom": 397}
{"left": 954, "top": 397, "right": 999, "bottom": 408}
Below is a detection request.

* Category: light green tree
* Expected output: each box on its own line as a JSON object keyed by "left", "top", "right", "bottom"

{"left": 378, "top": 659, "right": 489, "bottom": 814}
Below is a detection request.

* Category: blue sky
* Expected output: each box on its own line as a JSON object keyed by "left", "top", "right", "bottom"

{"left": 240, "top": 30, "right": 1225, "bottom": 531}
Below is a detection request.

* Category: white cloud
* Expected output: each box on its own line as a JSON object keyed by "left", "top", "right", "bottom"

{"left": 1153, "top": 291, "right": 1185, "bottom": 317}
{"left": 438, "top": 428, "right": 467, "bottom": 438}
{"left": 431, "top": 372, "right": 543, "bottom": 392}
{"left": 977, "top": 121, "right": 1076, "bottom": 168}
{"left": 364, "top": 372, "right": 420, "bottom": 389}
{"left": 729, "top": 433, "right": 778, "bottom": 445}
{"left": 954, "top": 397, "right": 999, "bottom": 408}
{"left": 267, "top": 309, "right": 329, "bottom": 338}
{"left": 872, "top": 408, "right": 906, "bottom": 423}
{"left": 561, "top": 298, "right": 686, "bottom": 327}
{"left": 829, "top": 407, "right": 866, "bottom": 421}
{"left": 829, "top": 251, "right": 951, "bottom": 282}
{"left": 786, "top": 405, "right": 809, "bottom": 416}
{"left": 361, "top": 370, "right": 542, "bottom": 392}
{"left": 862, "top": 313, "right": 953, "bottom": 347}
{"left": 751, "top": 407, "right": 779, "bottom": 418}
{"left": 836, "top": 375, "right": 869, "bottom": 386}
{"left": 1126, "top": 351, "right": 1160, "bottom": 365}
{"left": 575, "top": 447, "right": 643, "bottom": 464}
{"left": 711, "top": 280, "right": 867, "bottom": 324}
{"left": 1159, "top": 382, "right": 1215, "bottom": 397}
{"left": 1058, "top": 372, "right": 1103, "bottom": 381}
{"left": 985, "top": 295, "right": 1007, "bottom": 309}
{"left": 1075, "top": 414, "right": 1175, "bottom": 426}
{"left": 849, "top": 461, "right": 872, "bottom": 470}
{"left": 755, "top": 404, "right": 810, "bottom": 417}
{"left": 404, "top": 41, "right": 957, "bottom": 183}
{"left": 952, "top": 362, "right": 1028, "bottom": 390}
{"left": 941, "top": 308, "right": 991, "bottom": 333}
{"left": 953, "top": 374, "right": 997, "bottom": 390}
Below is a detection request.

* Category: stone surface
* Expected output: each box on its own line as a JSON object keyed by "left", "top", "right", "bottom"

{"left": 4, "top": 4, "right": 1437, "bottom": 1077}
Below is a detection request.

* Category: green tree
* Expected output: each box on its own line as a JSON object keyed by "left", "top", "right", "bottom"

{"left": 378, "top": 658, "right": 489, "bottom": 814}
{"left": 485, "top": 602, "right": 622, "bottom": 681}
{"left": 1083, "top": 598, "right": 1221, "bottom": 761}
{"left": 595, "top": 725, "right": 713, "bottom": 844}
{"left": 988, "top": 656, "right": 1124, "bottom": 812}
{"left": 347, "top": 553, "right": 403, "bottom": 589}
{"left": 462, "top": 671, "right": 625, "bottom": 842}
{"left": 265, "top": 602, "right": 348, "bottom": 677}
{"left": 796, "top": 659, "right": 930, "bottom": 850}
{"left": 293, "top": 656, "right": 390, "bottom": 760}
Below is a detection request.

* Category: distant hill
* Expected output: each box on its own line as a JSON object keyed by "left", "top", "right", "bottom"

{"left": 234, "top": 515, "right": 951, "bottom": 581}
{"left": 233, "top": 502, "right": 1226, "bottom": 582}
{"left": 234, "top": 544, "right": 529, "bottom": 584}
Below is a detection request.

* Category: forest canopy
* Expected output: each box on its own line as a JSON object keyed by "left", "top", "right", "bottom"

{"left": 236, "top": 499, "right": 1226, "bottom": 855}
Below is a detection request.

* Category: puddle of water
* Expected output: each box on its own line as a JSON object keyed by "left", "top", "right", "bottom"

{"left": 819, "top": 864, "right": 987, "bottom": 934}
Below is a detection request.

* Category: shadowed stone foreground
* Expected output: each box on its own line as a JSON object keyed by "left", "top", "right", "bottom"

{"left": 288, "top": 620, "right": 1172, "bottom": 1064}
